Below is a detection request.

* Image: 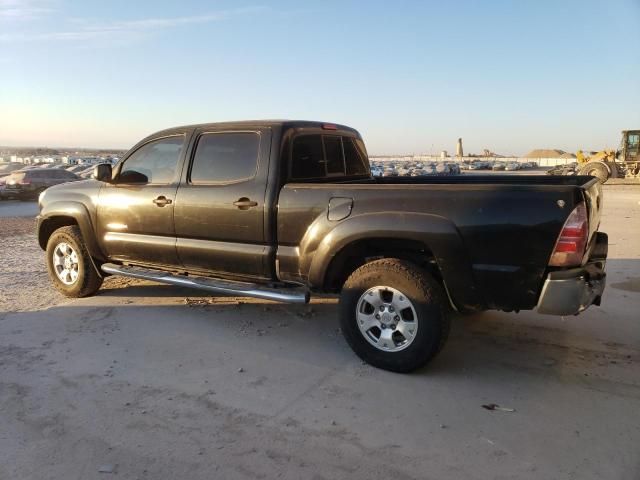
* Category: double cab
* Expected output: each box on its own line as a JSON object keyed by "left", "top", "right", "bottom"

{"left": 37, "top": 120, "right": 607, "bottom": 372}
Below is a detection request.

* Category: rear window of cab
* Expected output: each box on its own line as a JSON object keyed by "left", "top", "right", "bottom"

{"left": 290, "top": 134, "right": 369, "bottom": 180}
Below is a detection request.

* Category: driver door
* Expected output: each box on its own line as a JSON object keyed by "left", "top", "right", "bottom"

{"left": 96, "top": 134, "right": 188, "bottom": 267}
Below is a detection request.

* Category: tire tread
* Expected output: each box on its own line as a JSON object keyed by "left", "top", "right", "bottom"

{"left": 46, "top": 225, "right": 103, "bottom": 298}
{"left": 339, "top": 258, "right": 450, "bottom": 372}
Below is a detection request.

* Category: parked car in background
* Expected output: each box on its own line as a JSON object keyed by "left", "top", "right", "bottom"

{"left": 76, "top": 163, "right": 113, "bottom": 179}
{"left": 547, "top": 162, "right": 578, "bottom": 176}
{"left": 492, "top": 162, "right": 506, "bottom": 170}
{"left": 505, "top": 162, "right": 520, "bottom": 171}
{"left": 1, "top": 168, "right": 80, "bottom": 199}
{"left": 0, "top": 164, "right": 26, "bottom": 200}
{"left": 446, "top": 162, "right": 461, "bottom": 174}
{"left": 0, "top": 175, "right": 11, "bottom": 199}
{"left": 66, "top": 165, "right": 88, "bottom": 173}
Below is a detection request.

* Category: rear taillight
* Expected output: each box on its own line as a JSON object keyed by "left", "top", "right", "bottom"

{"left": 549, "top": 203, "right": 588, "bottom": 267}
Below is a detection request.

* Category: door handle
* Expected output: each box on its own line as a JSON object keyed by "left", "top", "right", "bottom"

{"left": 153, "top": 196, "right": 172, "bottom": 207}
{"left": 233, "top": 197, "right": 258, "bottom": 209}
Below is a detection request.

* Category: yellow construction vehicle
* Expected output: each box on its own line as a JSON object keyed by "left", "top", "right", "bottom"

{"left": 577, "top": 130, "right": 640, "bottom": 182}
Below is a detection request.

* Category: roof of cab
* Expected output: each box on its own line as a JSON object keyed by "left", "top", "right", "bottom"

{"left": 149, "top": 120, "right": 358, "bottom": 137}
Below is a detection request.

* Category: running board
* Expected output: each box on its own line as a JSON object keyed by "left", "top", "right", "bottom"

{"left": 101, "top": 263, "right": 310, "bottom": 304}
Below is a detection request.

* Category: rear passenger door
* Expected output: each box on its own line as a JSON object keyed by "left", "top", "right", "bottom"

{"left": 174, "top": 128, "right": 272, "bottom": 279}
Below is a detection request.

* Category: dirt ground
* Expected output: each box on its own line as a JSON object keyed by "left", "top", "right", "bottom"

{"left": 1, "top": 186, "right": 639, "bottom": 479}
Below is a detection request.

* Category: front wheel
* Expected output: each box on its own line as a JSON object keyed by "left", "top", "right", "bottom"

{"left": 46, "top": 225, "right": 103, "bottom": 297}
{"left": 339, "top": 259, "right": 450, "bottom": 373}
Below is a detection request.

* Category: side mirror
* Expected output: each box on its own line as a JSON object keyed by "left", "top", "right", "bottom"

{"left": 93, "top": 164, "right": 112, "bottom": 182}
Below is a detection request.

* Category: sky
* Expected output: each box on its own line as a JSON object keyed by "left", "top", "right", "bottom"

{"left": 0, "top": 0, "right": 639, "bottom": 155}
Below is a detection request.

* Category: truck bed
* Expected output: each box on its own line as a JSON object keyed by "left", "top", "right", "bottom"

{"left": 373, "top": 175, "right": 598, "bottom": 187}
{"left": 276, "top": 175, "right": 603, "bottom": 312}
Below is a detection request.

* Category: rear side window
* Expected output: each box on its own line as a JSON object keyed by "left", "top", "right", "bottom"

{"left": 291, "top": 135, "right": 325, "bottom": 179}
{"left": 190, "top": 132, "right": 260, "bottom": 184}
{"left": 324, "top": 136, "right": 344, "bottom": 174}
{"left": 291, "top": 135, "right": 369, "bottom": 180}
{"left": 343, "top": 138, "right": 369, "bottom": 175}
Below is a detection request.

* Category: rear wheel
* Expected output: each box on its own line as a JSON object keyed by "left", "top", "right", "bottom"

{"left": 339, "top": 259, "right": 450, "bottom": 373}
{"left": 579, "top": 161, "right": 610, "bottom": 183}
{"left": 46, "top": 226, "right": 103, "bottom": 297}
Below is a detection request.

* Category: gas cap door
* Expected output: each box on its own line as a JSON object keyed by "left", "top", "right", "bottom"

{"left": 328, "top": 197, "right": 353, "bottom": 221}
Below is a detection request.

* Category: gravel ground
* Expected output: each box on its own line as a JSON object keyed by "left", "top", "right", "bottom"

{"left": 0, "top": 217, "right": 66, "bottom": 312}
{"left": 0, "top": 217, "right": 140, "bottom": 312}
{"left": 0, "top": 187, "right": 639, "bottom": 479}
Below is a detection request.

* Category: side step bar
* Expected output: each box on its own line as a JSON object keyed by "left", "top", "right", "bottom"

{"left": 101, "top": 263, "right": 310, "bottom": 304}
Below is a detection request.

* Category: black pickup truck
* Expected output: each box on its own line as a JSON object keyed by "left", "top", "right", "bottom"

{"left": 37, "top": 120, "right": 607, "bottom": 372}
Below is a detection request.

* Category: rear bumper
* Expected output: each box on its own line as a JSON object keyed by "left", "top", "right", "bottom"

{"left": 536, "top": 232, "right": 607, "bottom": 316}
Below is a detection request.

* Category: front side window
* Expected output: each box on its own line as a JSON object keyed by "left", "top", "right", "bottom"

{"left": 119, "top": 136, "right": 184, "bottom": 184}
{"left": 190, "top": 132, "right": 260, "bottom": 184}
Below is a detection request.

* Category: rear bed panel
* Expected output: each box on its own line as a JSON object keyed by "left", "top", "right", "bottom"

{"left": 277, "top": 178, "right": 595, "bottom": 311}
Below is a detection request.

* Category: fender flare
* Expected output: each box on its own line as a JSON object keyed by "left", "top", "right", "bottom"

{"left": 306, "top": 212, "right": 485, "bottom": 311}
{"left": 37, "top": 201, "right": 105, "bottom": 261}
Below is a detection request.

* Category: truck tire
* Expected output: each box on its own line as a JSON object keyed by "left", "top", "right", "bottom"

{"left": 46, "top": 225, "right": 103, "bottom": 298}
{"left": 339, "top": 259, "right": 450, "bottom": 373}
{"left": 579, "top": 161, "right": 610, "bottom": 183}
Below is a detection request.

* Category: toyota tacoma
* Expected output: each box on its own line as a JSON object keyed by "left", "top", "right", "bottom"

{"left": 37, "top": 121, "right": 608, "bottom": 372}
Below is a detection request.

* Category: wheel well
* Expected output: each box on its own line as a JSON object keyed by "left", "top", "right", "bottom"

{"left": 38, "top": 216, "right": 78, "bottom": 250}
{"left": 323, "top": 238, "right": 441, "bottom": 292}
